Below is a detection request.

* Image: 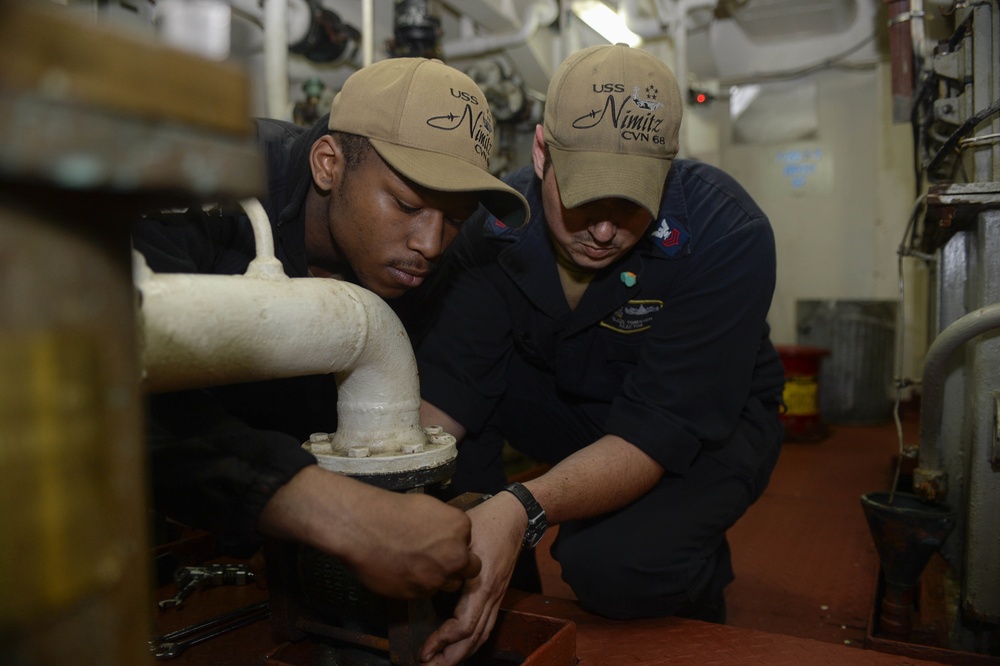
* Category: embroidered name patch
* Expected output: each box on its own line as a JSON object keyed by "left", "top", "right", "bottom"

{"left": 600, "top": 299, "right": 664, "bottom": 333}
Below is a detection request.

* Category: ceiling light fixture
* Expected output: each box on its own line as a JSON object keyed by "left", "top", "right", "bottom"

{"left": 571, "top": 0, "right": 642, "bottom": 47}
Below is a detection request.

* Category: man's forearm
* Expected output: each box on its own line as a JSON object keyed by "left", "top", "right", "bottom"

{"left": 521, "top": 434, "right": 663, "bottom": 525}
{"left": 257, "top": 464, "right": 359, "bottom": 552}
{"left": 258, "top": 465, "right": 481, "bottom": 600}
{"left": 420, "top": 398, "right": 663, "bottom": 526}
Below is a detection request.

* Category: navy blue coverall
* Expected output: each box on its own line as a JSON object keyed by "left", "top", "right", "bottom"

{"left": 417, "top": 160, "right": 786, "bottom": 621}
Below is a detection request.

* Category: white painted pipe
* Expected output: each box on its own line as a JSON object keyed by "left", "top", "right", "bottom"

{"left": 264, "top": 0, "right": 290, "bottom": 119}
{"left": 441, "top": 0, "right": 558, "bottom": 60}
{"left": 240, "top": 197, "right": 286, "bottom": 280}
{"left": 909, "top": 0, "right": 927, "bottom": 62}
{"left": 623, "top": 0, "right": 672, "bottom": 38}
{"left": 362, "top": 0, "right": 375, "bottom": 67}
{"left": 133, "top": 202, "right": 425, "bottom": 457}
{"left": 155, "top": 0, "right": 233, "bottom": 60}
{"left": 622, "top": 0, "right": 716, "bottom": 40}
{"left": 914, "top": 302, "right": 1000, "bottom": 498}
{"left": 672, "top": 10, "right": 686, "bottom": 99}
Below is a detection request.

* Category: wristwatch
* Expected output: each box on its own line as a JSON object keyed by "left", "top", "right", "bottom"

{"left": 501, "top": 482, "right": 548, "bottom": 549}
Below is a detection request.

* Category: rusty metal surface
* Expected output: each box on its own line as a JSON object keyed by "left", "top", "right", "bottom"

{"left": 927, "top": 182, "right": 1000, "bottom": 207}
{"left": 295, "top": 618, "right": 391, "bottom": 653}
{"left": 860, "top": 492, "right": 958, "bottom": 641}
{"left": 919, "top": 182, "right": 1000, "bottom": 253}
{"left": 866, "top": 563, "right": 1000, "bottom": 666}
{"left": 387, "top": 598, "right": 439, "bottom": 666}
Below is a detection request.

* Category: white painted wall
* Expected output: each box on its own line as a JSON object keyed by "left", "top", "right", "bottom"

{"left": 709, "top": 62, "right": 926, "bottom": 384}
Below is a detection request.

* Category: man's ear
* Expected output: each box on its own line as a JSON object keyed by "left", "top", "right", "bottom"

{"left": 531, "top": 124, "right": 547, "bottom": 179}
{"left": 310, "top": 135, "right": 343, "bottom": 193}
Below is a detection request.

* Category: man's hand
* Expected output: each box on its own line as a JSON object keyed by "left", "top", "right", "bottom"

{"left": 419, "top": 492, "right": 527, "bottom": 665}
{"left": 258, "top": 465, "right": 481, "bottom": 599}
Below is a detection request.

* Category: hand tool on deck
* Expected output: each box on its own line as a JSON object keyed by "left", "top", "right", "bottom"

{"left": 149, "top": 600, "right": 270, "bottom": 660}
{"left": 157, "top": 563, "right": 257, "bottom": 610}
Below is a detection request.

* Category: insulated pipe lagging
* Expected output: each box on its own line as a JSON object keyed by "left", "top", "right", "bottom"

{"left": 917, "top": 302, "right": 1000, "bottom": 488}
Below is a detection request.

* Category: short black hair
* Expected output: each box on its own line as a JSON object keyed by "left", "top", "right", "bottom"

{"left": 331, "top": 131, "right": 372, "bottom": 172}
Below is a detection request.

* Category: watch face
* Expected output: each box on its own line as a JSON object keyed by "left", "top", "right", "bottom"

{"left": 523, "top": 522, "right": 546, "bottom": 549}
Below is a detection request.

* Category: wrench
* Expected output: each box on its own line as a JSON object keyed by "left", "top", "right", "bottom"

{"left": 158, "top": 564, "right": 256, "bottom": 610}
{"left": 149, "top": 600, "right": 270, "bottom": 660}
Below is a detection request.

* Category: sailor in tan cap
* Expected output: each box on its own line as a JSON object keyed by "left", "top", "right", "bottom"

{"left": 321, "top": 57, "right": 528, "bottom": 297}
{"left": 416, "top": 44, "right": 784, "bottom": 664}
{"left": 132, "top": 58, "right": 527, "bottom": 601}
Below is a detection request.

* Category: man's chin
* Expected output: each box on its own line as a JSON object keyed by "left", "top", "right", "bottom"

{"left": 353, "top": 266, "right": 426, "bottom": 299}
{"left": 362, "top": 278, "right": 407, "bottom": 300}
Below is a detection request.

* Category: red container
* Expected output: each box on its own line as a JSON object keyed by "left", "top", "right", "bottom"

{"left": 777, "top": 345, "right": 831, "bottom": 442}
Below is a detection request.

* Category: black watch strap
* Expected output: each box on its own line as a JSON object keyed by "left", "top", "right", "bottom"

{"left": 502, "top": 482, "right": 548, "bottom": 549}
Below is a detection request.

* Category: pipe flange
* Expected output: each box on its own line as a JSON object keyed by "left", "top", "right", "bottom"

{"left": 304, "top": 428, "right": 457, "bottom": 490}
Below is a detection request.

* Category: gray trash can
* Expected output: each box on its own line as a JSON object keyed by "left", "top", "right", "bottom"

{"left": 796, "top": 300, "right": 897, "bottom": 425}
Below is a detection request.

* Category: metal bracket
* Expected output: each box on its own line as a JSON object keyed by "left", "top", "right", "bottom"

{"left": 932, "top": 50, "right": 964, "bottom": 82}
{"left": 933, "top": 97, "right": 963, "bottom": 126}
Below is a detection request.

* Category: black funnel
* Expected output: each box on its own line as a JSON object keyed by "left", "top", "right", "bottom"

{"left": 860, "top": 491, "right": 957, "bottom": 640}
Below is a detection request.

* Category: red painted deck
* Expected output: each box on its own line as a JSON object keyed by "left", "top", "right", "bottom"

{"left": 528, "top": 406, "right": 997, "bottom": 664}
{"left": 534, "top": 415, "right": 912, "bottom": 647}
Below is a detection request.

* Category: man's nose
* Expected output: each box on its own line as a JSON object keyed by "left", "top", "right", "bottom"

{"left": 409, "top": 213, "right": 446, "bottom": 261}
{"left": 589, "top": 220, "right": 617, "bottom": 243}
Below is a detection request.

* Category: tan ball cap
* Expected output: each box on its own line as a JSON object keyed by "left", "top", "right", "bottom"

{"left": 543, "top": 44, "right": 682, "bottom": 219}
{"left": 329, "top": 57, "right": 528, "bottom": 228}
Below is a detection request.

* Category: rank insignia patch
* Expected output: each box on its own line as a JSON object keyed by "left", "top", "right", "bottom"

{"left": 484, "top": 215, "right": 514, "bottom": 237}
{"left": 650, "top": 217, "right": 690, "bottom": 258}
